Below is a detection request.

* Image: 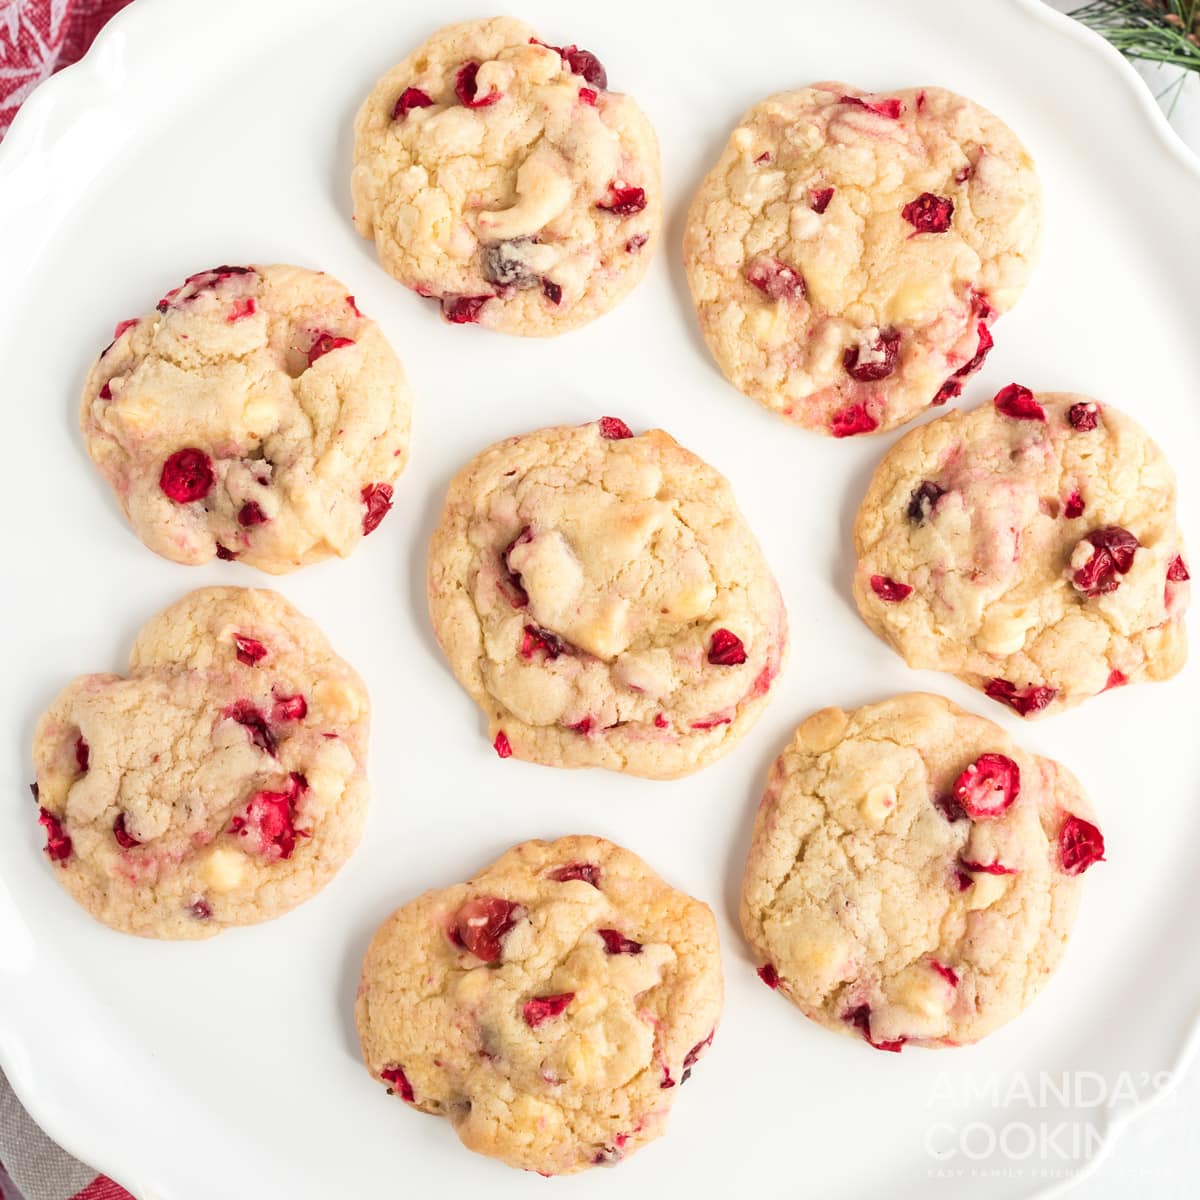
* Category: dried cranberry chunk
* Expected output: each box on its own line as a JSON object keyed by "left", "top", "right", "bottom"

{"left": 1072, "top": 527, "right": 1140, "bottom": 597}
{"left": 746, "top": 258, "right": 806, "bottom": 302}
{"left": 907, "top": 481, "right": 945, "bottom": 524}
{"left": 1167, "top": 555, "right": 1190, "bottom": 583}
{"left": 226, "top": 772, "right": 307, "bottom": 859}
{"left": 708, "top": 629, "right": 747, "bottom": 666}
{"left": 549, "top": 862, "right": 601, "bottom": 888}
{"left": 952, "top": 753, "right": 1020, "bottom": 819}
{"left": 361, "top": 483, "right": 394, "bottom": 535}
{"left": 843, "top": 329, "right": 901, "bottom": 383}
{"left": 599, "top": 416, "right": 633, "bottom": 439}
{"left": 840, "top": 94, "right": 903, "bottom": 119}
{"left": 113, "top": 813, "right": 140, "bottom": 848}
{"left": 381, "top": 1065, "right": 415, "bottom": 1102}
{"left": 520, "top": 625, "right": 565, "bottom": 660}
{"left": 454, "top": 61, "right": 502, "bottom": 108}
{"left": 984, "top": 679, "right": 1057, "bottom": 716}
{"left": 224, "top": 700, "right": 277, "bottom": 756}
{"left": 160, "top": 449, "right": 214, "bottom": 503}
{"left": 844, "top": 1004, "right": 904, "bottom": 1052}
{"left": 830, "top": 403, "right": 879, "bottom": 438}
{"left": 442, "top": 295, "right": 492, "bottom": 324}
{"left": 810, "top": 187, "right": 834, "bottom": 214}
{"left": 757, "top": 963, "right": 780, "bottom": 988}
{"left": 902, "top": 193, "right": 954, "bottom": 233}
{"left": 598, "top": 928, "right": 642, "bottom": 955}
{"left": 392, "top": 87, "right": 433, "bottom": 121}
{"left": 993, "top": 383, "right": 1045, "bottom": 421}
{"left": 493, "top": 731, "right": 513, "bottom": 758}
{"left": 453, "top": 897, "right": 522, "bottom": 962}
{"left": 237, "top": 501, "right": 268, "bottom": 528}
{"left": 562, "top": 46, "right": 607, "bottom": 88}
{"left": 1059, "top": 815, "right": 1105, "bottom": 875}
{"left": 38, "top": 808, "right": 72, "bottom": 863}
{"left": 307, "top": 333, "right": 354, "bottom": 366}
{"left": 1068, "top": 402, "right": 1100, "bottom": 431}
{"left": 233, "top": 634, "right": 267, "bottom": 666}
{"left": 869, "top": 575, "right": 912, "bottom": 602}
{"left": 597, "top": 185, "right": 646, "bottom": 215}
{"left": 523, "top": 992, "right": 575, "bottom": 1028}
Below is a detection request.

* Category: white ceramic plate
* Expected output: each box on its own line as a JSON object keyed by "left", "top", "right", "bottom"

{"left": 2, "top": 1, "right": 1198, "bottom": 1196}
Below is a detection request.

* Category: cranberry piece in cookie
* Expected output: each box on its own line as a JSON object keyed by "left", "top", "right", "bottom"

{"left": 452, "top": 896, "right": 522, "bottom": 962}
{"left": 355, "top": 836, "right": 722, "bottom": 1174}
{"left": 843, "top": 329, "right": 901, "bottom": 383}
{"left": 684, "top": 84, "right": 1041, "bottom": 435}
{"left": 1058, "top": 815, "right": 1105, "bottom": 876}
{"left": 869, "top": 575, "right": 913, "bottom": 602}
{"left": 352, "top": 18, "right": 661, "bottom": 337}
{"left": 742, "top": 695, "right": 1100, "bottom": 1049}
{"left": 952, "top": 753, "right": 1020, "bottom": 819}
{"left": 853, "top": 391, "right": 1187, "bottom": 715}
{"left": 902, "top": 193, "right": 954, "bottom": 233}
{"left": 428, "top": 422, "right": 786, "bottom": 778}
{"left": 391, "top": 87, "right": 432, "bottom": 121}
{"left": 159, "top": 449, "right": 214, "bottom": 504}
{"left": 81, "top": 264, "right": 412, "bottom": 572}
{"left": 29, "top": 587, "right": 370, "bottom": 937}
{"left": 361, "top": 483, "right": 394, "bottom": 535}
{"left": 1071, "top": 526, "right": 1139, "bottom": 597}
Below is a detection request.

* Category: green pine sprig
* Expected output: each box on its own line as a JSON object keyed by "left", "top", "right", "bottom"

{"left": 1071, "top": 1, "right": 1200, "bottom": 73}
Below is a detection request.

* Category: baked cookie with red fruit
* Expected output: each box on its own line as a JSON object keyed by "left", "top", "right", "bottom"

{"left": 355, "top": 836, "right": 722, "bottom": 1174}
{"left": 741, "top": 694, "right": 1103, "bottom": 1050}
{"left": 853, "top": 387, "right": 1189, "bottom": 716}
{"left": 684, "top": 84, "right": 1041, "bottom": 435}
{"left": 81, "top": 264, "right": 412, "bottom": 573}
{"left": 427, "top": 418, "right": 787, "bottom": 778}
{"left": 30, "top": 588, "right": 369, "bottom": 937}
{"left": 351, "top": 17, "right": 660, "bottom": 336}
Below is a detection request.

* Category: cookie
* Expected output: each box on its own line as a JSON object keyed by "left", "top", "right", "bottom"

{"left": 351, "top": 17, "right": 661, "bottom": 336}
{"left": 853, "top": 387, "right": 1190, "bottom": 716}
{"left": 741, "top": 694, "right": 1104, "bottom": 1050}
{"left": 81, "top": 264, "right": 412, "bottom": 573}
{"left": 683, "top": 84, "right": 1041, "bottom": 436}
{"left": 355, "top": 836, "right": 723, "bottom": 1174}
{"left": 427, "top": 418, "right": 787, "bottom": 778}
{"left": 30, "top": 587, "right": 369, "bottom": 938}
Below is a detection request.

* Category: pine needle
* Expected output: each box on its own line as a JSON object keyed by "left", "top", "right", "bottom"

{"left": 1070, "top": 1, "right": 1200, "bottom": 72}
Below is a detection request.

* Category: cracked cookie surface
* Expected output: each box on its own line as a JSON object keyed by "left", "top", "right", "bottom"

{"left": 683, "top": 84, "right": 1041, "bottom": 435}
{"left": 427, "top": 418, "right": 787, "bottom": 778}
{"left": 31, "top": 587, "right": 369, "bottom": 938}
{"left": 355, "top": 835, "right": 723, "bottom": 1174}
{"left": 351, "top": 16, "right": 661, "bottom": 336}
{"left": 81, "top": 264, "right": 412, "bottom": 573}
{"left": 741, "top": 694, "right": 1103, "bottom": 1050}
{"left": 853, "top": 389, "right": 1189, "bottom": 716}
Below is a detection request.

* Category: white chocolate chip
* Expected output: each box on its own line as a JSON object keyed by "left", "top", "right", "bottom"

{"left": 200, "top": 847, "right": 245, "bottom": 893}
{"left": 860, "top": 783, "right": 897, "bottom": 827}
{"left": 965, "top": 871, "right": 1010, "bottom": 910}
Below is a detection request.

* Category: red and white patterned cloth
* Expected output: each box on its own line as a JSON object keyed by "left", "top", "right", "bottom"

{"left": 0, "top": 0, "right": 134, "bottom": 139}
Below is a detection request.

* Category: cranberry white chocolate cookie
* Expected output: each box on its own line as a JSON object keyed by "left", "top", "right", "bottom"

{"left": 741, "top": 694, "right": 1103, "bottom": 1050}
{"left": 356, "top": 836, "right": 723, "bottom": 1174}
{"left": 853, "top": 387, "right": 1190, "bottom": 716}
{"left": 683, "top": 84, "right": 1041, "bottom": 436}
{"left": 427, "top": 418, "right": 787, "bottom": 778}
{"left": 351, "top": 17, "right": 660, "bottom": 336}
{"left": 30, "top": 588, "right": 369, "bottom": 938}
{"left": 81, "top": 264, "right": 412, "bottom": 573}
